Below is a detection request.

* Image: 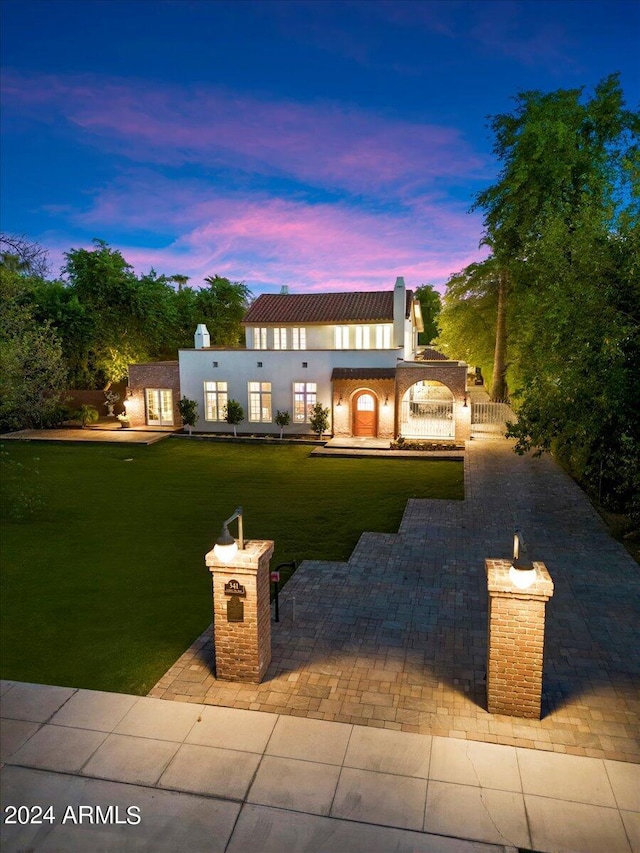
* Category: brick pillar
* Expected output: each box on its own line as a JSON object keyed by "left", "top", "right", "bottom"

{"left": 454, "top": 399, "right": 471, "bottom": 442}
{"left": 205, "top": 540, "right": 274, "bottom": 683}
{"left": 485, "top": 559, "right": 554, "bottom": 719}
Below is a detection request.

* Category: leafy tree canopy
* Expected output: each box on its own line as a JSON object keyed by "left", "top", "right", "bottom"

{"left": 414, "top": 284, "right": 441, "bottom": 345}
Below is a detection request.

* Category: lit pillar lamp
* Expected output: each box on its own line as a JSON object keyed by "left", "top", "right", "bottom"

{"left": 213, "top": 507, "right": 244, "bottom": 564}
{"left": 205, "top": 506, "right": 274, "bottom": 683}
{"left": 508, "top": 529, "right": 536, "bottom": 589}
{"left": 485, "top": 529, "right": 554, "bottom": 719}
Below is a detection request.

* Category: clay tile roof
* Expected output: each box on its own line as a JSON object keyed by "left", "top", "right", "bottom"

{"left": 242, "top": 290, "right": 413, "bottom": 325}
{"left": 331, "top": 368, "right": 397, "bottom": 380}
{"left": 418, "top": 347, "right": 449, "bottom": 361}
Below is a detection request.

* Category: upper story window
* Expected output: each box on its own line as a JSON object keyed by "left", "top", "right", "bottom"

{"left": 335, "top": 326, "right": 350, "bottom": 349}
{"left": 273, "top": 328, "right": 287, "bottom": 350}
{"left": 204, "top": 381, "right": 228, "bottom": 421}
{"left": 376, "top": 324, "right": 392, "bottom": 349}
{"left": 355, "top": 326, "right": 371, "bottom": 349}
{"left": 293, "top": 382, "right": 317, "bottom": 422}
{"left": 292, "top": 327, "right": 306, "bottom": 350}
{"left": 253, "top": 328, "right": 267, "bottom": 350}
{"left": 248, "top": 381, "right": 272, "bottom": 422}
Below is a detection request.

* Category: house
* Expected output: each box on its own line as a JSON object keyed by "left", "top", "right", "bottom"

{"left": 126, "top": 277, "right": 471, "bottom": 442}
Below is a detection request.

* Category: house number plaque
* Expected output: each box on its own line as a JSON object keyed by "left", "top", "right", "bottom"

{"left": 224, "top": 579, "right": 246, "bottom": 623}
{"left": 224, "top": 579, "right": 246, "bottom": 597}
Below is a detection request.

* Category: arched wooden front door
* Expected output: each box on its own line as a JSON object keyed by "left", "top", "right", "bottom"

{"left": 352, "top": 391, "right": 377, "bottom": 437}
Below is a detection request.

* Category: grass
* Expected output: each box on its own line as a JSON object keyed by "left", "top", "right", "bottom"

{"left": 0, "top": 439, "right": 463, "bottom": 695}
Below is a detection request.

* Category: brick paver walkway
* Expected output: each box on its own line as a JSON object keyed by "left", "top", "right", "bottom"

{"left": 150, "top": 439, "right": 640, "bottom": 763}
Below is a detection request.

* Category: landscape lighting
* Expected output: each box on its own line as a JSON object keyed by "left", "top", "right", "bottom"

{"left": 509, "top": 529, "right": 536, "bottom": 589}
{"left": 214, "top": 507, "right": 244, "bottom": 563}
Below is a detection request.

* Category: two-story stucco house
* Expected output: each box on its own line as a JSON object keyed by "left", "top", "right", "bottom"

{"left": 127, "top": 277, "right": 471, "bottom": 442}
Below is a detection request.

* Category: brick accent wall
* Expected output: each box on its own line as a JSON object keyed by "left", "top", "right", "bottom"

{"left": 485, "top": 559, "right": 554, "bottom": 719}
{"left": 127, "top": 362, "right": 180, "bottom": 427}
{"left": 332, "top": 378, "right": 396, "bottom": 438}
{"left": 395, "top": 363, "right": 467, "bottom": 402}
{"left": 396, "top": 362, "right": 469, "bottom": 442}
{"left": 205, "top": 540, "right": 274, "bottom": 683}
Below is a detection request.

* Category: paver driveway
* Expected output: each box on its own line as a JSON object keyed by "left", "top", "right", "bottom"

{"left": 151, "top": 439, "right": 640, "bottom": 763}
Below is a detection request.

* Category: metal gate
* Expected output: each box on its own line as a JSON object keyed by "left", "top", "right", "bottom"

{"left": 400, "top": 399, "right": 454, "bottom": 438}
{"left": 471, "top": 401, "right": 515, "bottom": 437}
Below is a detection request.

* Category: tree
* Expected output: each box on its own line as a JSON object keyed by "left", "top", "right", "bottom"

{"left": 472, "top": 74, "right": 640, "bottom": 518}
{"left": 197, "top": 275, "right": 252, "bottom": 346}
{"left": 29, "top": 278, "right": 94, "bottom": 388}
{"left": 177, "top": 396, "right": 198, "bottom": 434}
{"left": 436, "top": 257, "right": 514, "bottom": 397}
{"left": 1, "top": 233, "right": 50, "bottom": 277}
{"left": 309, "top": 402, "right": 330, "bottom": 439}
{"left": 414, "top": 285, "right": 441, "bottom": 345}
{"left": 0, "top": 267, "right": 68, "bottom": 431}
{"left": 275, "top": 410, "right": 290, "bottom": 439}
{"left": 170, "top": 274, "right": 190, "bottom": 292}
{"left": 62, "top": 241, "right": 180, "bottom": 385}
{"left": 224, "top": 399, "right": 244, "bottom": 437}
{"left": 77, "top": 404, "right": 99, "bottom": 428}
{"left": 63, "top": 240, "right": 142, "bottom": 385}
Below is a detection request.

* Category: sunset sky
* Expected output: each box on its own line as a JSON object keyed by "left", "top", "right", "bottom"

{"left": 1, "top": 0, "right": 638, "bottom": 294}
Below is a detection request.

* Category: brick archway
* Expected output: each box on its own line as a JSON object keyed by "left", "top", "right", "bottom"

{"left": 395, "top": 363, "right": 469, "bottom": 442}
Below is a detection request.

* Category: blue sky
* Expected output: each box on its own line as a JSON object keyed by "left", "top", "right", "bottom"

{"left": 1, "top": 0, "right": 638, "bottom": 294}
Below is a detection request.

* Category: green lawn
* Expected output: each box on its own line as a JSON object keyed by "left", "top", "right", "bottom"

{"left": 0, "top": 439, "right": 463, "bottom": 694}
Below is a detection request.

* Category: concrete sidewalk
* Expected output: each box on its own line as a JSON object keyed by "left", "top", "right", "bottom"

{"left": 2, "top": 680, "right": 638, "bottom": 852}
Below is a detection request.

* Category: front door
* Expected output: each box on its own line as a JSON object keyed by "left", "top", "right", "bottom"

{"left": 353, "top": 391, "right": 377, "bottom": 437}
{"left": 146, "top": 389, "right": 174, "bottom": 426}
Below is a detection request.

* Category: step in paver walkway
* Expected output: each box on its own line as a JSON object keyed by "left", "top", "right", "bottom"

{"left": 151, "top": 439, "right": 640, "bottom": 765}
{"left": 2, "top": 680, "right": 638, "bottom": 852}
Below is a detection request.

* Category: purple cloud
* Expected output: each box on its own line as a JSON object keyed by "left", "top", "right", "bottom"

{"left": 49, "top": 171, "right": 486, "bottom": 292}
{"left": 1, "top": 71, "right": 486, "bottom": 199}
{"left": 3, "top": 70, "right": 489, "bottom": 292}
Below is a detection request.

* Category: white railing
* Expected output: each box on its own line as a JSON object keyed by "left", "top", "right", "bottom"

{"left": 471, "top": 401, "right": 515, "bottom": 425}
{"left": 400, "top": 400, "right": 454, "bottom": 438}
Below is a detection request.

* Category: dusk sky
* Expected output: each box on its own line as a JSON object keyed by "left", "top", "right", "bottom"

{"left": 1, "top": 0, "right": 638, "bottom": 295}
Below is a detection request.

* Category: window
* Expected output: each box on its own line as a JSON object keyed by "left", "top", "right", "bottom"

{"left": 273, "top": 328, "right": 287, "bottom": 349}
{"left": 248, "top": 381, "right": 272, "bottom": 422}
{"left": 292, "top": 327, "right": 306, "bottom": 350}
{"left": 335, "top": 326, "right": 349, "bottom": 349}
{"left": 293, "top": 382, "right": 317, "bottom": 422}
{"left": 253, "top": 327, "right": 267, "bottom": 349}
{"left": 376, "top": 324, "right": 392, "bottom": 348}
{"left": 204, "top": 381, "right": 228, "bottom": 421}
{"left": 355, "top": 326, "right": 371, "bottom": 349}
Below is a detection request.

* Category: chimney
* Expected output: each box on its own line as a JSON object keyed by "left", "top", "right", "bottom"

{"left": 194, "top": 324, "right": 210, "bottom": 349}
{"left": 280, "top": 285, "right": 289, "bottom": 295}
{"left": 393, "top": 276, "right": 406, "bottom": 348}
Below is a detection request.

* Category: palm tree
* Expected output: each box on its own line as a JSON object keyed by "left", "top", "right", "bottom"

{"left": 170, "top": 274, "right": 190, "bottom": 292}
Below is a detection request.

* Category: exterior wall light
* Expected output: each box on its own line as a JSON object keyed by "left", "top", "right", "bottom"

{"left": 214, "top": 506, "right": 244, "bottom": 564}
{"left": 383, "top": 395, "right": 389, "bottom": 407}
{"left": 509, "top": 529, "right": 536, "bottom": 589}
{"left": 336, "top": 397, "right": 342, "bottom": 408}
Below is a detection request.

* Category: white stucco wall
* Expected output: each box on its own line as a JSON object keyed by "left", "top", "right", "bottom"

{"left": 244, "top": 322, "right": 404, "bottom": 351}
{"left": 179, "top": 347, "right": 400, "bottom": 434}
